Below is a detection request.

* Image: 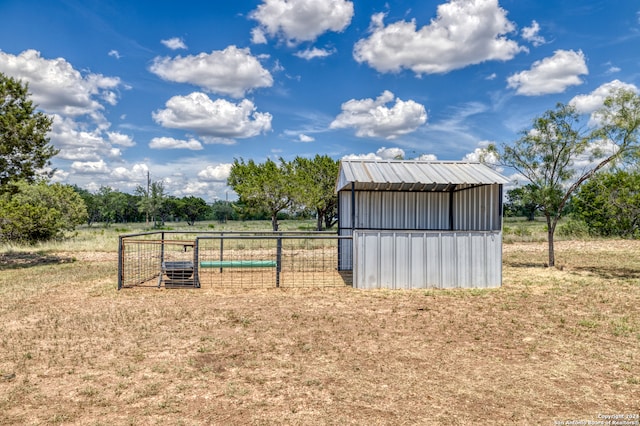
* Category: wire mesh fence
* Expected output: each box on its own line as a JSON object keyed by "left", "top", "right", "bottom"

{"left": 196, "top": 235, "right": 352, "bottom": 288}
{"left": 118, "top": 231, "right": 353, "bottom": 289}
{"left": 118, "top": 231, "right": 200, "bottom": 288}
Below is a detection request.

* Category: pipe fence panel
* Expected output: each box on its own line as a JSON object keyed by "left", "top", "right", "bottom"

{"left": 118, "top": 231, "right": 352, "bottom": 289}
{"left": 118, "top": 231, "right": 200, "bottom": 289}
{"left": 196, "top": 235, "right": 352, "bottom": 288}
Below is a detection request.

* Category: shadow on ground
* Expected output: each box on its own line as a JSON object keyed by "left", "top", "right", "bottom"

{"left": 504, "top": 261, "right": 548, "bottom": 268}
{"left": 571, "top": 265, "right": 640, "bottom": 280}
{"left": 0, "top": 252, "right": 76, "bottom": 270}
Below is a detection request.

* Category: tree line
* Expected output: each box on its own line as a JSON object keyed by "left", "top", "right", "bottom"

{"left": 73, "top": 152, "right": 340, "bottom": 232}
{"left": 494, "top": 88, "right": 640, "bottom": 266}
{"left": 504, "top": 168, "right": 640, "bottom": 240}
{"left": 227, "top": 155, "right": 339, "bottom": 231}
{"left": 3, "top": 70, "right": 640, "bottom": 260}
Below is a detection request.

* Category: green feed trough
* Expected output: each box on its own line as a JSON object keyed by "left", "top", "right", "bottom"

{"left": 200, "top": 260, "right": 277, "bottom": 268}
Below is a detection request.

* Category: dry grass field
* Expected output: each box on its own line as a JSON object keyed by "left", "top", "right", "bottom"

{"left": 0, "top": 225, "right": 639, "bottom": 425}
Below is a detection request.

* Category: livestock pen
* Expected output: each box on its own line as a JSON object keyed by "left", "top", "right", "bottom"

{"left": 118, "top": 231, "right": 353, "bottom": 289}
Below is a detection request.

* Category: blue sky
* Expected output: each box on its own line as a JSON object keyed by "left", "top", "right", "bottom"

{"left": 1, "top": 0, "right": 639, "bottom": 201}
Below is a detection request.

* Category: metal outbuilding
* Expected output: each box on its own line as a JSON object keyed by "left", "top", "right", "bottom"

{"left": 336, "top": 160, "right": 510, "bottom": 289}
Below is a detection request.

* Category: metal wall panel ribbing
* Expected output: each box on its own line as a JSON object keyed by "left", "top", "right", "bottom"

{"left": 353, "top": 191, "right": 451, "bottom": 230}
{"left": 340, "top": 185, "right": 501, "bottom": 232}
{"left": 440, "top": 233, "right": 456, "bottom": 288}
{"left": 338, "top": 191, "right": 352, "bottom": 228}
{"left": 415, "top": 192, "right": 450, "bottom": 229}
{"left": 353, "top": 230, "right": 502, "bottom": 289}
{"left": 337, "top": 191, "right": 353, "bottom": 270}
{"left": 453, "top": 185, "right": 501, "bottom": 231}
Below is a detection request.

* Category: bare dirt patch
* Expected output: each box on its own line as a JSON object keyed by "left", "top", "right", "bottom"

{"left": 57, "top": 251, "right": 117, "bottom": 262}
{"left": 0, "top": 252, "right": 76, "bottom": 270}
{"left": 0, "top": 240, "right": 638, "bottom": 425}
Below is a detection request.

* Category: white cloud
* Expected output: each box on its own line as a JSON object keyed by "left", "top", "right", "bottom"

{"left": 49, "top": 115, "right": 120, "bottom": 161}
{"left": 251, "top": 28, "right": 268, "bottom": 44}
{"left": 377, "top": 147, "right": 406, "bottom": 159}
{"left": 330, "top": 90, "right": 427, "bottom": 139}
{"left": 507, "top": 49, "right": 588, "bottom": 96}
{"left": 108, "top": 132, "right": 136, "bottom": 147}
{"left": 569, "top": 80, "right": 638, "bottom": 115}
{"left": 149, "top": 137, "right": 203, "bottom": 150}
{"left": 462, "top": 141, "right": 499, "bottom": 165}
{"left": 521, "top": 20, "right": 546, "bottom": 47}
{"left": 0, "top": 51, "right": 138, "bottom": 170}
{"left": 49, "top": 168, "right": 70, "bottom": 182}
{"left": 294, "top": 47, "right": 335, "bottom": 60}
{"left": 161, "top": 37, "right": 187, "bottom": 50}
{"left": 149, "top": 46, "right": 273, "bottom": 98}
{"left": 102, "top": 91, "right": 118, "bottom": 106}
{"left": 180, "top": 181, "right": 211, "bottom": 196}
{"left": 0, "top": 49, "right": 122, "bottom": 117}
{"left": 342, "top": 152, "right": 381, "bottom": 160}
{"left": 250, "top": 0, "right": 354, "bottom": 44}
{"left": 110, "top": 163, "right": 149, "bottom": 181}
{"left": 200, "top": 136, "right": 237, "bottom": 145}
{"left": 108, "top": 50, "right": 121, "bottom": 59}
{"left": 415, "top": 154, "right": 438, "bottom": 161}
{"left": 198, "top": 164, "right": 233, "bottom": 181}
{"left": 69, "top": 157, "right": 234, "bottom": 201}
{"left": 298, "top": 134, "right": 315, "bottom": 142}
{"left": 353, "top": 0, "right": 525, "bottom": 75}
{"left": 342, "top": 146, "right": 406, "bottom": 160}
{"left": 272, "top": 59, "right": 285, "bottom": 72}
{"left": 152, "top": 92, "right": 272, "bottom": 139}
{"left": 71, "top": 160, "right": 110, "bottom": 174}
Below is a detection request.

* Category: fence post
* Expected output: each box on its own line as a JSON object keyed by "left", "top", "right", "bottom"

{"left": 194, "top": 237, "right": 200, "bottom": 288}
{"left": 219, "top": 232, "right": 224, "bottom": 273}
{"left": 117, "top": 235, "right": 124, "bottom": 290}
{"left": 158, "top": 231, "right": 166, "bottom": 288}
{"left": 276, "top": 236, "right": 282, "bottom": 288}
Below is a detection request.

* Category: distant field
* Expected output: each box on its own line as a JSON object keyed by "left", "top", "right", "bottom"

{"left": 0, "top": 220, "right": 638, "bottom": 424}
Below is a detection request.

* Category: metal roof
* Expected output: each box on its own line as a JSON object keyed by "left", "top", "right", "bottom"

{"left": 336, "top": 160, "right": 510, "bottom": 192}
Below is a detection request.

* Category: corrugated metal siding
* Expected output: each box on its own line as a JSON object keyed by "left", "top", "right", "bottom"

{"left": 341, "top": 188, "right": 500, "bottom": 232}
{"left": 338, "top": 191, "right": 352, "bottom": 228}
{"left": 353, "top": 230, "right": 502, "bottom": 289}
{"left": 350, "top": 191, "right": 451, "bottom": 230}
{"left": 337, "top": 191, "right": 353, "bottom": 270}
{"left": 453, "top": 185, "right": 502, "bottom": 231}
{"left": 337, "top": 228, "right": 353, "bottom": 271}
{"left": 416, "top": 192, "right": 450, "bottom": 229}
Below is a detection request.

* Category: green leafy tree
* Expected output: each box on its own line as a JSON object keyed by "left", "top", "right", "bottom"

{"left": 72, "top": 185, "right": 101, "bottom": 226}
{"left": 0, "top": 180, "right": 87, "bottom": 243}
{"left": 135, "top": 180, "right": 166, "bottom": 227}
{"left": 121, "top": 192, "right": 144, "bottom": 223}
{"left": 493, "top": 89, "right": 640, "bottom": 267}
{"left": 96, "top": 186, "right": 119, "bottom": 225}
{"left": 227, "top": 158, "right": 294, "bottom": 231}
{"left": 573, "top": 170, "right": 640, "bottom": 238}
{"left": 159, "top": 195, "right": 179, "bottom": 225}
{"left": 0, "top": 72, "right": 57, "bottom": 190}
{"left": 291, "top": 155, "right": 339, "bottom": 230}
{"left": 178, "top": 196, "right": 210, "bottom": 225}
{"left": 211, "top": 200, "right": 235, "bottom": 223}
{"left": 504, "top": 185, "right": 540, "bottom": 220}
